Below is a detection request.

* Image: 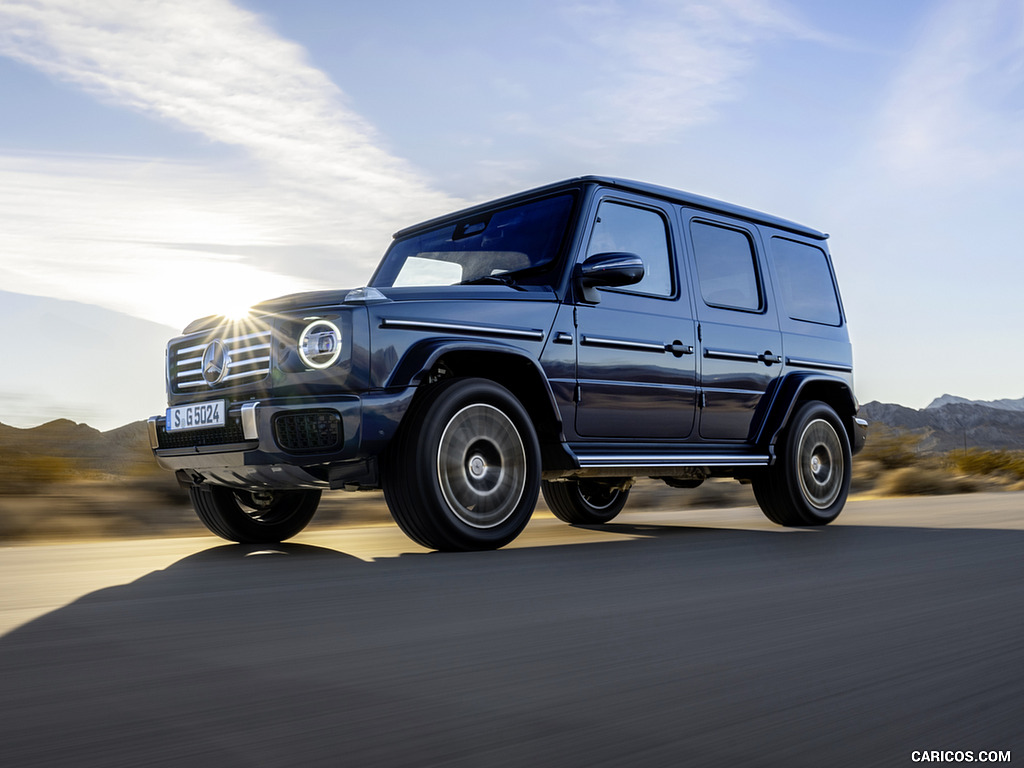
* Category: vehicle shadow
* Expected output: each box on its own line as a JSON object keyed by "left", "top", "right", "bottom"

{"left": 2, "top": 524, "right": 1022, "bottom": 768}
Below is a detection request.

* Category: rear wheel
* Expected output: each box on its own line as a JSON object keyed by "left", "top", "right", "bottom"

{"left": 188, "top": 485, "right": 321, "bottom": 543}
{"left": 753, "top": 400, "right": 851, "bottom": 526}
{"left": 542, "top": 479, "right": 630, "bottom": 524}
{"left": 384, "top": 378, "right": 540, "bottom": 551}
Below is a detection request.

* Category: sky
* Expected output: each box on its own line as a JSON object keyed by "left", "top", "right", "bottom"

{"left": 1, "top": 0, "right": 1023, "bottom": 429}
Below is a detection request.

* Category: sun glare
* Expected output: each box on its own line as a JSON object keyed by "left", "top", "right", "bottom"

{"left": 149, "top": 260, "right": 319, "bottom": 329}
{"left": 221, "top": 298, "right": 256, "bottom": 321}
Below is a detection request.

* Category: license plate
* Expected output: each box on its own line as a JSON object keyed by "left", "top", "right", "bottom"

{"left": 166, "top": 400, "right": 226, "bottom": 432}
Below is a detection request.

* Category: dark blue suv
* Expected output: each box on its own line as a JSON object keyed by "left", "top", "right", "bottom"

{"left": 150, "top": 176, "right": 867, "bottom": 550}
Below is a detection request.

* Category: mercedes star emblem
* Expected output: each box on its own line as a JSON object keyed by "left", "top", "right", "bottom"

{"left": 202, "top": 340, "right": 230, "bottom": 385}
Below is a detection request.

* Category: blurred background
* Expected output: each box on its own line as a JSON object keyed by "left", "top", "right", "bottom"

{"left": 3, "top": 405, "right": 1024, "bottom": 541}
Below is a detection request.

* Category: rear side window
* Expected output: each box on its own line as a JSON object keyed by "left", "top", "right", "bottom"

{"left": 690, "top": 221, "right": 762, "bottom": 311}
{"left": 770, "top": 237, "right": 842, "bottom": 326}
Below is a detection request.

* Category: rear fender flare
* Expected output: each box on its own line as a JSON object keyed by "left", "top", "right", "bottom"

{"left": 752, "top": 372, "right": 858, "bottom": 455}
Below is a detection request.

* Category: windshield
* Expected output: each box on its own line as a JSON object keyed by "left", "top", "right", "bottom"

{"left": 371, "top": 193, "right": 576, "bottom": 288}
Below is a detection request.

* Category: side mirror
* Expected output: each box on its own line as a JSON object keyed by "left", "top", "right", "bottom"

{"left": 576, "top": 252, "right": 645, "bottom": 303}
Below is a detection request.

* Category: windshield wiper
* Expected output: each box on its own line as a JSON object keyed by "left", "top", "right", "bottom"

{"left": 458, "top": 274, "right": 526, "bottom": 290}
{"left": 459, "top": 263, "right": 556, "bottom": 290}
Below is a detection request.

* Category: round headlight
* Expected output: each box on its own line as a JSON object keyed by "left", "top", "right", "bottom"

{"left": 298, "top": 319, "right": 342, "bottom": 369}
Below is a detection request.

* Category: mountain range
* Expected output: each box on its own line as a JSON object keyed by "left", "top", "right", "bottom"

{"left": 0, "top": 418, "right": 152, "bottom": 475}
{"left": 860, "top": 395, "right": 1024, "bottom": 453}
{"left": 925, "top": 394, "right": 1024, "bottom": 412}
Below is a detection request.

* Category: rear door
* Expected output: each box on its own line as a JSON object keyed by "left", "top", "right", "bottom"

{"left": 680, "top": 211, "right": 784, "bottom": 441}
{"left": 573, "top": 194, "right": 697, "bottom": 440}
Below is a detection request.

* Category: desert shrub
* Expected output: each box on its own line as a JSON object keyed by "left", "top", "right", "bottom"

{"left": 877, "top": 466, "right": 977, "bottom": 496}
{"left": 127, "top": 473, "right": 191, "bottom": 506}
{"left": 850, "top": 459, "right": 883, "bottom": 494}
{"left": 0, "top": 452, "right": 78, "bottom": 495}
{"left": 950, "top": 450, "right": 1024, "bottom": 481}
{"left": 858, "top": 428, "right": 922, "bottom": 470}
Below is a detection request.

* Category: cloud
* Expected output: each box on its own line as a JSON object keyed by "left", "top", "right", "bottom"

{"left": 0, "top": 0, "right": 428, "bottom": 195}
{"left": 875, "top": 0, "right": 1024, "bottom": 184}
{"left": 0, "top": 0, "right": 458, "bottom": 326}
{"left": 557, "top": 0, "right": 839, "bottom": 144}
{"left": 0, "top": 153, "right": 330, "bottom": 326}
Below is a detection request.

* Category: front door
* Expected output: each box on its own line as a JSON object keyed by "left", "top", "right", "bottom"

{"left": 574, "top": 196, "right": 697, "bottom": 440}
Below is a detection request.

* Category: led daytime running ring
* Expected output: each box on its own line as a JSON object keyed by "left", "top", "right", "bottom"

{"left": 298, "top": 319, "right": 342, "bottom": 369}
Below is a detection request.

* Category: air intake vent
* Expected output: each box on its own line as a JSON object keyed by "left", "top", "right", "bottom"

{"left": 156, "top": 417, "right": 249, "bottom": 449}
{"left": 273, "top": 410, "right": 343, "bottom": 453}
{"left": 170, "top": 329, "right": 272, "bottom": 392}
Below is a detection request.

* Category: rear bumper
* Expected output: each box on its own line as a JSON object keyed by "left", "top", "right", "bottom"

{"left": 149, "top": 389, "right": 415, "bottom": 490}
{"left": 852, "top": 417, "right": 868, "bottom": 455}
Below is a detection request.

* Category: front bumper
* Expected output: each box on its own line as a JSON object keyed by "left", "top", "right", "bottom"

{"left": 149, "top": 389, "right": 415, "bottom": 490}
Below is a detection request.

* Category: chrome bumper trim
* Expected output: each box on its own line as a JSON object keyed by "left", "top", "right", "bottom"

{"left": 241, "top": 401, "right": 260, "bottom": 441}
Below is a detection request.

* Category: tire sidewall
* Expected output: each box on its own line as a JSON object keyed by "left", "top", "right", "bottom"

{"left": 543, "top": 479, "right": 629, "bottom": 524}
{"left": 409, "top": 378, "right": 541, "bottom": 549}
{"left": 192, "top": 486, "right": 320, "bottom": 543}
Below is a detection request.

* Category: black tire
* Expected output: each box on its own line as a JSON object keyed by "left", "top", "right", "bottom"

{"left": 753, "top": 400, "right": 851, "bottom": 526}
{"left": 542, "top": 479, "right": 630, "bottom": 524}
{"left": 383, "top": 377, "right": 541, "bottom": 551}
{"left": 188, "top": 485, "right": 321, "bottom": 543}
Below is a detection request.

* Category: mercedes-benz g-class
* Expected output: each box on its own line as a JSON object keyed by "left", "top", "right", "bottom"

{"left": 150, "top": 176, "right": 867, "bottom": 550}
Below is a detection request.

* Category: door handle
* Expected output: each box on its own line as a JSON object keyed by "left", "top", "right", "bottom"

{"left": 665, "top": 341, "right": 694, "bottom": 357}
{"left": 758, "top": 351, "right": 782, "bottom": 366}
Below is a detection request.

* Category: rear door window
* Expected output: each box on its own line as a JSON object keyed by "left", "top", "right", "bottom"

{"left": 690, "top": 220, "right": 762, "bottom": 312}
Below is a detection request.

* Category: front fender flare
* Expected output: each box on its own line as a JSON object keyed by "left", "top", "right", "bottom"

{"left": 384, "top": 337, "right": 563, "bottom": 429}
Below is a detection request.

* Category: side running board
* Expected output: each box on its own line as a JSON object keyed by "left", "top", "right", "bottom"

{"left": 567, "top": 445, "right": 771, "bottom": 469}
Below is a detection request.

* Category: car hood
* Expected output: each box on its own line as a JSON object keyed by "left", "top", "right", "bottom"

{"left": 250, "top": 284, "right": 557, "bottom": 313}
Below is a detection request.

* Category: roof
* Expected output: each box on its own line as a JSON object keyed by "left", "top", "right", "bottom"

{"left": 393, "top": 175, "right": 828, "bottom": 241}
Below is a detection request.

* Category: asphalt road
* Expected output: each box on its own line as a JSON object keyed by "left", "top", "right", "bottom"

{"left": 2, "top": 494, "right": 1022, "bottom": 768}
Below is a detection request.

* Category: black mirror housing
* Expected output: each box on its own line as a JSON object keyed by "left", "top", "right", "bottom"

{"left": 576, "top": 252, "right": 645, "bottom": 302}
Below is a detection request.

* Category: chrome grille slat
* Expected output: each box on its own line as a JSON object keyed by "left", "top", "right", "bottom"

{"left": 170, "top": 328, "right": 273, "bottom": 392}
{"left": 227, "top": 356, "right": 270, "bottom": 369}
{"left": 220, "top": 370, "right": 268, "bottom": 383}
{"left": 233, "top": 343, "right": 271, "bottom": 355}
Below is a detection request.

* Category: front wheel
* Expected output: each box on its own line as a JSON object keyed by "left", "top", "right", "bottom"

{"left": 753, "top": 400, "right": 851, "bottom": 526}
{"left": 188, "top": 485, "right": 321, "bottom": 543}
{"left": 542, "top": 479, "right": 630, "bottom": 524}
{"left": 384, "top": 378, "right": 540, "bottom": 551}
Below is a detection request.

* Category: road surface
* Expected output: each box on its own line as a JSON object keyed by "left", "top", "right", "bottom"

{"left": 2, "top": 494, "right": 1022, "bottom": 767}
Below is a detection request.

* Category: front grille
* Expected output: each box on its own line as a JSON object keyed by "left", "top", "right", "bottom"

{"left": 273, "top": 410, "right": 343, "bottom": 453}
{"left": 170, "top": 329, "right": 272, "bottom": 392}
{"left": 157, "top": 416, "right": 249, "bottom": 449}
